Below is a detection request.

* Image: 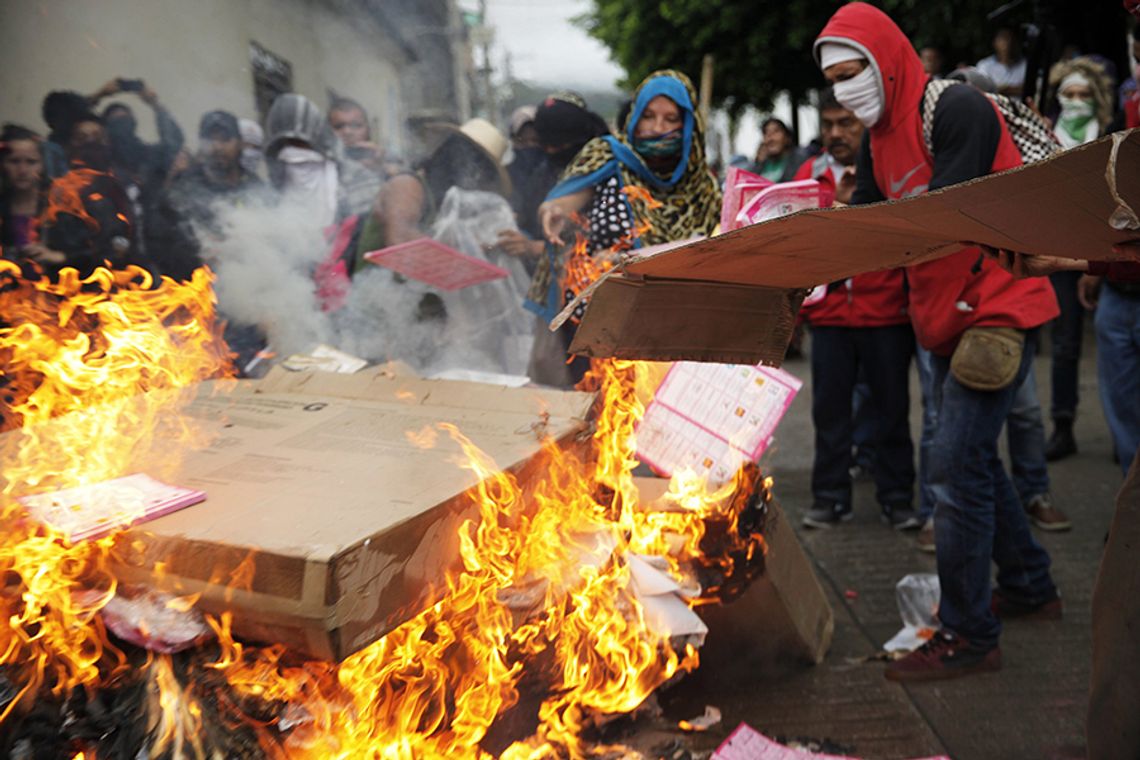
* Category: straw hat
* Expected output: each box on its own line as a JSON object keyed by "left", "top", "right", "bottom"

{"left": 424, "top": 118, "right": 512, "bottom": 197}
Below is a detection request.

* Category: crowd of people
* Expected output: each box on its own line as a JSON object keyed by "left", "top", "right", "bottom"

{"left": 1, "top": 2, "right": 1138, "bottom": 753}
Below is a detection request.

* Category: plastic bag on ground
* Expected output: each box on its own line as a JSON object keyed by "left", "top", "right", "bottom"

{"left": 883, "top": 573, "right": 940, "bottom": 653}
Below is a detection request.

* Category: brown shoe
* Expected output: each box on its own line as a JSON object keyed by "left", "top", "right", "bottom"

{"left": 885, "top": 630, "right": 1001, "bottom": 682}
{"left": 916, "top": 517, "right": 936, "bottom": 553}
{"left": 1025, "top": 493, "right": 1072, "bottom": 532}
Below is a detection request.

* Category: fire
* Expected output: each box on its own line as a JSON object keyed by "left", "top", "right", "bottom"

{"left": 200, "top": 360, "right": 767, "bottom": 758}
{"left": 561, "top": 187, "right": 659, "bottom": 326}
{"left": 0, "top": 260, "right": 770, "bottom": 756}
{"left": 37, "top": 167, "right": 109, "bottom": 231}
{"left": 0, "top": 263, "right": 230, "bottom": 721}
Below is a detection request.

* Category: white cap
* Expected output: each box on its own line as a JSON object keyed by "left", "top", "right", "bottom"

{"left": 819, "top": 42, "right": 865, "bottom": 70}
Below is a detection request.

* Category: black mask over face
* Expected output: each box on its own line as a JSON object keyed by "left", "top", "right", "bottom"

{"left": 106, "top": 116, "right": 147, "bottom": 171}
{"left": 548, "top": 142, "right": 586, "bottom": 169}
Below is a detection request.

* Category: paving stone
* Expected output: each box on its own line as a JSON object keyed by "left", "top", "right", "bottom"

{"left": 664, "top": 334, "right": 1115, "bottom": 759}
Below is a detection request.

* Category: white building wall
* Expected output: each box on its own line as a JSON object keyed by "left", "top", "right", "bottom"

{"left": 0, "top": 0, "right": 411, "bottom": 152}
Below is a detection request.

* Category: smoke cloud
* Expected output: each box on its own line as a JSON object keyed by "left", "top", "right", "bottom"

{"left": 197, "top": 188, "right": 534, "bottom": 377}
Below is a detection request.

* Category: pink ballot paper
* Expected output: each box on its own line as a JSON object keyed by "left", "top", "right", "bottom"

{"left": 736, "top": 179, "right": 834, "bottom": 226}
{"left": 18, "top": 473, "right": 206, "bottom": 542}
{"left": 720, "top": 166, "right": 773, "bottom": 232}
{"left": 636, "top": 362, "right": 802, "bottom": 485}
{"left": 712, "top": 723, "right": 952, "bottom": 760}
{"left": 363, "top": 237, "right": 510, "bottom": 291}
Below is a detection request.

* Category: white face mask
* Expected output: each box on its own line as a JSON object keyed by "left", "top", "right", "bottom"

{"left": 833, "top": 66, "right": 883, "bottom": 128}
{"left": 277, "top": 146, "right": 339, "bottom": 227}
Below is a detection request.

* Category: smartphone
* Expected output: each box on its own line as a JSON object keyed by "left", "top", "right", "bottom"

{"left": 118, "top": 78, "right": 144, "bottom": 92}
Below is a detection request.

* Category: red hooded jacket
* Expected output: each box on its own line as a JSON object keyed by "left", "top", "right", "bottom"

{"left": 793, "top": 155, "right": 909, "bottom": 328}
{"left": 815, "top": 3, "right": 1058, "bottom": 355}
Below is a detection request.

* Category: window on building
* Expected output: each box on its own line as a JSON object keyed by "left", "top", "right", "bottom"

{"left": 250, "top": 41, "right": 293, "bottom": 122}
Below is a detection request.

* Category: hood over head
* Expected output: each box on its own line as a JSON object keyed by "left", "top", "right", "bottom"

{"left": 533, "top": 91, "right": 610, "bottom": 164}
{"left": 264, "top": 93, "right": 337, "bottom": 160}
{"left": 814, "top": 3, "right": 928, "bottom": 133}
{"left": 623, "top": 69, "right": 704, "bottom": 189}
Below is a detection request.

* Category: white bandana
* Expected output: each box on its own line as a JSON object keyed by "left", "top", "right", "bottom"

{"left": 277, "top": 145, "right": 339, "bottom": 227}
{"left": 833, "top": 66, "right": 883, "bottom": 128}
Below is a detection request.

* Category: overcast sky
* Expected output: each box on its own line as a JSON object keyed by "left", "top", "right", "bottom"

{"left": 475, "top": 0, "right": 817, "bottom": 152}
{"left": 481, "top": 0, "right": 625, "bottom": 90}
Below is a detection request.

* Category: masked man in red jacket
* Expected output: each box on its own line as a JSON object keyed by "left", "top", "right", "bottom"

{"left": 796, "top": 87, "right": 919, "bottom": 532}
{"left": 815, "top": 2, "right": 1061, "bottom": 682}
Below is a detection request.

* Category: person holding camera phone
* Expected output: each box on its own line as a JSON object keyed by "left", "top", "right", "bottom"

{"left": 89, "top": 76, "right": 184, "bottom": 259}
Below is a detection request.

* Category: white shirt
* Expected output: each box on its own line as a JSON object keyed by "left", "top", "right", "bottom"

{"left": 976, "top": 55, "right": 1027, "bottom": 91}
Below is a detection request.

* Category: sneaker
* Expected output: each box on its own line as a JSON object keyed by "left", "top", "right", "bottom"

{"left": 1045, "top": 426, "right": 1077, "bottom": 461}
{"left": 915, "top": 517, "right": 936, "bottom": 553}
{"left": 991, "top": 588, "right": 1063, "bottom": 620}
{"left": 885, "top": 630, "right": 1001, "bottom": 682}
{"left": 881, "top": 503, "right": 922, "bottom": 531}
{"left": 802, "top": 501, "right": 853, "bottom": 529}
{"left": 1025, "top": 493, "right": 1072, "bottom": 532}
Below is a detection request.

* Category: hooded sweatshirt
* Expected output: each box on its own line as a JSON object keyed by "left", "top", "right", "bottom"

{"left": 263, "top": 93, "right": 380, "bottom": 218}
{"left": 815, "top": 3, "right": 1058, "bottom": 355}
{"left": 793, "top": 154, "right": 909, "bottom": 328}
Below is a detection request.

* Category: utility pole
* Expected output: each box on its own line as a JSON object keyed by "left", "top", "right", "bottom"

{"left": 474, "top": 0, "right": 496, "bottom": 124}
{"left": 699, "top": 54, "right": 714, "bottom": 125}
{"left": 503, "top": 51, "right": 515, "bottom": 111}
{"left": 449, "top": 0, "right": 472, "bottom": 122}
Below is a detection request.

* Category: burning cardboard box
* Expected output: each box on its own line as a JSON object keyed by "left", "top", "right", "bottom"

{"left": 0, "top": 210, "right": 838, "bottom": 755}
{"left": 98, "top": 366, "right": 597, "bottom": 661}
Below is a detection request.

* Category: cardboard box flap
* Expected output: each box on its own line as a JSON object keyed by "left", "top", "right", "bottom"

{"left": 570, "top": 130, "right": 1140, "bottom": 364}
{"left": 614, "top": 130, "right": 1139, "bottom": 290}
{"left": 568, "top": 276, "right": 804, "bottom": 366}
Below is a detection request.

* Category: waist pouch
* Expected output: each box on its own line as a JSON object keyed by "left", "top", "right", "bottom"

{"left": 950, "top": 327, "right": 1025, "bottom": 392}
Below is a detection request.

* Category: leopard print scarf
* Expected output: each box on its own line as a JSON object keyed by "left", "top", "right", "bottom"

{"left": 524, "top": 70, "right": 721, "bottom": 320}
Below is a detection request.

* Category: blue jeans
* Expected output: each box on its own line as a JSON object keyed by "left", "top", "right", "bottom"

{"left": 929, "top": 331, "right": 1056, "bottom": 648}
{"left": 810, "top": 324, "right": 915, "bottom": 507}
{"left": 916, "top": 346, "right": 938, "bottom": 520}
{"left": 1049, "top": 270, "right": 1084, "bottom": 422}
{"left": 1006, "top": 369, "right": 1050, "bottom": 502}
{"left": 920, "top": 347, "right": 1050, "bottom": 517}
{"left": 1095, "top": 286, "right": 1140, "bottom": 475}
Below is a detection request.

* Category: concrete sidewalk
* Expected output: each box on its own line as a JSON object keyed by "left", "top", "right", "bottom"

{"left": 662, "top": 337, "right": 1117, "bottom": 759}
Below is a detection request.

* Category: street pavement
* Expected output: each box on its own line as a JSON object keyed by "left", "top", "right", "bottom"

{"left": 661, "top": 331, "right": 1116, "bottom": 759}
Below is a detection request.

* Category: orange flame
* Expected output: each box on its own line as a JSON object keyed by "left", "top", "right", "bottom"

{"left": 38, "top": 167, "right": 109, "bottom": 231}
{"left": 0, "top": 263, "right": 230, "bottom": 718}
{"left": 197, "top": 360, "right": 767, "bottom": 758}
{"left": 560, "top": 187, "right": 662, "bottom": 323}
{"left": 0, "top": 259, "right": 769, "bottom": 757}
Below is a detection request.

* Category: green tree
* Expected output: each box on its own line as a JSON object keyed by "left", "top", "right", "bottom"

{"left": 578, "top": 0, "right": 1036, "bottom": 113}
